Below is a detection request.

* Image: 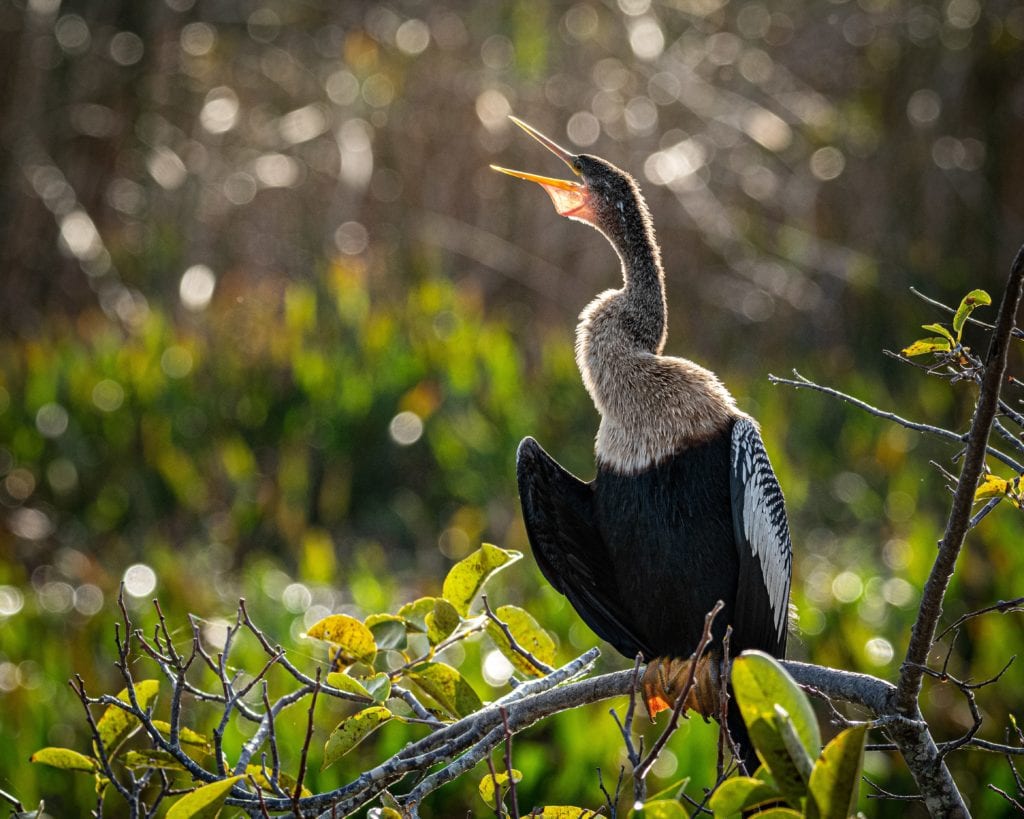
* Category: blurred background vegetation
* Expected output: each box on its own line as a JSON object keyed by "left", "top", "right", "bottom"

{"left": 1, "top": 0, "right": 1023, "bottom": 815}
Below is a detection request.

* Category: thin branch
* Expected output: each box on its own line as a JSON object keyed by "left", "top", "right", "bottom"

{"left": 769, "top": 371, "right": 1024, "bottom": 473}
{"left": 909, "top": 286, "right": 1024, "bottom": 339}
{"left": 898, "top": 245, "right": 1024, "bottom": 709}
{"left": 482, "top": 594, "right": 555, "bottom": 675}
{"left": 934, "top": 596, "right": 1024, "bottom": 644}
{"left": 501, "top": 708, "right": 520, "bottom": 819}
{"left": 292, "top": 668, "right": 322, "bottom": 814}
{"left": 988, "top": 784, "right": 1024, "bottom": 813}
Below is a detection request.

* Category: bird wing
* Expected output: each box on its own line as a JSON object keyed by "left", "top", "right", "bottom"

{"left": 729, "top": 418, "right": 792, "bottom": 655}
{"left": 516, "top": 437, "right": 654, "bottom": 660}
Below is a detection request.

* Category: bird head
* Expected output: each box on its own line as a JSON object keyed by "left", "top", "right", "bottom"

{"left": 491, "top": 116, "right": 644, "bottom": 239}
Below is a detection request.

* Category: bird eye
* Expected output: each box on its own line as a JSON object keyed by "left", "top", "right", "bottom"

{"left": 572, "top": 159, "right": 583, "bottom": 173}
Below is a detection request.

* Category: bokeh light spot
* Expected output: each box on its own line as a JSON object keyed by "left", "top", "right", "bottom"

{"left": 74, "top": 584, "right": 104, "bottom": 616}
{"left": 55, "top": 15, "right": 90, "bottom": 54}
{"left": 161, "top": 346, "right": 193, "bottom": 379}
{"left": 567, "top": 110, "right": 600, "bottom": 147}
{"left": 334, "top": 221, "right": 369, "bottom": 255}
{"left": 200, "top": 87, "right": 239, "bottom": 134}
{"left": 181, "top": 22, "right": 215, "bottom": 56}
{"left": 475, "top": 89, "right": 512, "bottom": 132}
{"left": 35, "top": 403, "right": 69, "bottom": 438}
{"left": 809, "top": 146, "right": 845, "bottom": 180}
{"left": 109, "top": 31, "right": 144, "bottom": 66}
{"left": 92, "top": 379, "right": 125, "bottom": 413}
{"left": 0, "top": 586, "right": 25, "bottom": 617}
{"left": 629, "top": 17, "right": 664, "bottom": 60}
{"left": 389, "top": 411, "right": 423, "bottom": 446}
{"left": 396, "top": 19, "right": 430, "bottom": 55}
{"left": 482, "top": 649, "right": 514, "bottom": 686}
{"left": 865, "top": 637, "right": 894, "bottom": 665}
{"left": 179, "top": 264, "right": 216, "bottom": 311}
{"left": 832, "top": 571, "right": 863, "bottom": 603}
{"left": 907, "top": 89, "right": 941, "bottom": 127}
{"left": 282, "top": 582, "right": 312, "bottom": 613}
{"left": 123, "top": 564, "right": 157, "bottom": 598}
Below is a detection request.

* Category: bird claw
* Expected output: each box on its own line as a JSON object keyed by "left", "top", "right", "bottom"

{"left": 641, "top": 655, "right": 720, "bottom": 721}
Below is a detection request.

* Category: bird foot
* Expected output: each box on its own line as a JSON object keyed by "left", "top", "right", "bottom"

{"left": 641, "top": 654, "right": 721, "bottom": 721}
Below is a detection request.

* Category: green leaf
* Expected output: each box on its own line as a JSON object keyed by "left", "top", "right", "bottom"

{"left": 96, "top": 679, "right": 160, "bottom": 754}
{"left": 732, "top": 651, "right": 820, "bottom": 806}
{"left": 485, "top": 604, "right": 557, "bottom": 677}
{"left": 747, "top": 811, "right": 801, "bottom": 818}
{"left": 534, "top": 809, "right": 600, "bottom": 819}
{"left": 151, "top": 721, "right": 210, "bottom": 750}
{"left": 305, "top": 614, "right": 377, "bottom": 665}
{"left": 441, "top": 543, "right": 522, "bottom": 616}
{"left": 709, "top": 775, "right": 780, "bottom": 817}
{"left": 363, "top": 672, "right": 392, "bottom": 703}
{"left": 397, "top": 597, "right": 437, "bottom": 632}
{"left": 921, "top": 323, "right": 955, "bottom": 343}
{"left": 406, "top": 662, "right": 482, "bottom": 718}
{"left": 773, "top": 704, "right": 814, "bottom": 784}
{"left": 629, "top": 799, "right": 687, "bottom": 818}
{"left": 166, "top": 775, "right": 244, "bottom": 819}
{"left": 322, "top": 706, "right": 392, "bottom": 769}
{"left": 478, "top": 768, "right": 522, "bottom": 807}
{"left": 953, "top": 288, "right": 992, "bottom": 338}
{"left": 245, "top": 765, "right": 311, "bottom": 798}
{"left": 901, "top": 337, "right": 951, "bottom": 357}
{"left": 366, "top": 614, "right": 408, "bottom": 650}
{"left": 426, "top": 598, "right": 461, "bottom": 645}
{"left": 806, "top": 724, "right": 867, "bottom": 819}
{"left": 326, "top": 671, "right": 374, "bottom": 699}
{"left": 30, "top": 747, "right": 98, "bottom": 773}
{"left": 123, "top": 749, "right": 188, "bottom": 773}
{"left": 646, "top": 775, "right": 691, "bottom": 803}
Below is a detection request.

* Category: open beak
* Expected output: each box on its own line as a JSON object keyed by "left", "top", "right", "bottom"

{"left": 491, "top": 116, "right": 593, "bottom": 222}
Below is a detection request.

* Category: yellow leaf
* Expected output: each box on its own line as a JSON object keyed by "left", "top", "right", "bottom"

{"left": 901, "top": 337, "right": 951, "bottom": 357}
{"left": 30, "top": 747, "right": 98, "bottom": 773}
{"left": 96, "top": 679, "right": 160, "bottom": 754}
{"left": 306, "top": 614, "right": 376, "bottom": 665}
{"left": 406, "top": 662, "right": 482, "bottom": 718}
{"left": 441, "top": 543, "right": 521, "bottom": 616}
{"left": 478, "top": 769, "right": 523, "bottom": 807}
{"left": 322, "top": 706, "right": 392, "bottom": 769}
{"left": 166, "top": 775, "right": 244, "bottom": 819}
{"left": 485, "top": 605, "right": 556, "bottom": 677}
{"left": 974, "top": 473, "right": 1022, "bottom": 508}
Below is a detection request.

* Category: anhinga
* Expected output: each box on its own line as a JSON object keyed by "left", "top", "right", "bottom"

{"left": 493, "top": 117, "right": 793, "bottom": 770}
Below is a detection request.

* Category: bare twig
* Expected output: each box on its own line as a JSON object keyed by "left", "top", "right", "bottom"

{"left": 988, "top": 784, "right": 1024, "bottom": 813}
{"left": 501, "top": 708, "right": 520, "bottom": 819}
{"left": 934, "top": 596, "right": 1024, "bottom": 644}
{"left": 482, "top": 594, "right": 555, "bottom": 675}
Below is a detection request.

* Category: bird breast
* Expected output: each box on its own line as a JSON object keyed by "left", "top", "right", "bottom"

{"left": 576, "top": 296, "right": 741, "bottom": 475}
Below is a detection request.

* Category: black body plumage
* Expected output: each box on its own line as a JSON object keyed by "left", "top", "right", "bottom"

{"left": 518, "top": 418, "right": 789, "bottom": 670}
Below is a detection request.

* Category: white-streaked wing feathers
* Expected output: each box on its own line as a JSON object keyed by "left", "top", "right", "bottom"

{"left": 731, "top": 418, "right": 792, "bottom": 641}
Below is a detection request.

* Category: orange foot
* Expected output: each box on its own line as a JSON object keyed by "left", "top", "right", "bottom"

{"left": 641, "top": 654, "right": 721, "bottom": 721}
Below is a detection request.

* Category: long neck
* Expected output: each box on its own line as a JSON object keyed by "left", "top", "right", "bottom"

{"left": 605, "top": 195, "right": 667, "bottom": 355}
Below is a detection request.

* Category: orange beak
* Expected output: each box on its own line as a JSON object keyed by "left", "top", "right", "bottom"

{"left": 491, "top": 116, "right": 595, "bottom": 223}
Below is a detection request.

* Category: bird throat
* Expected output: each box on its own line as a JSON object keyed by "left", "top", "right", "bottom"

{"left": 537, "top": 182, "right": 596, "bottom": 225}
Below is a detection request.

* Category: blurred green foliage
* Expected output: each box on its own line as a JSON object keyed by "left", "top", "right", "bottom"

{"left": 2, "top": 0, "right": 1024, "bottom": 815}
